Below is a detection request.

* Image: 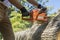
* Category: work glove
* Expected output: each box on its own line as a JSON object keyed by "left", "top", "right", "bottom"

{"left": 38, "top": 4, "right": 43, "bottom": 8}
{"left": 38, "top": 4, "right": 47, "bottom": 12}
{"left": 41, "top": 7, "right": 47, "bottom": 12}
{"left": 20, "top": 7, "right": 29, "bottom": 17}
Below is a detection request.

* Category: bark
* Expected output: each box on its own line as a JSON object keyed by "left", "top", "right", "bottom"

{"left": 15, "top": 22, "right": 48, "bottom": 40}
{"left": 41, "top": 12, "right": 60, "bottom": 40}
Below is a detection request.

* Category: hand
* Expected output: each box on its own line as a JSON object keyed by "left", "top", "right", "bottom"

{"left": 38, "top": 4, "right": 47, "bottom": 12}
{"left": 38, "top": 4, "right": 44, "bottom": 8}
{"left": 41, "top": 7, "right": 47, "bottom": 12}
{"left": 20, "top": 7, "right": 29, "bottom": 17}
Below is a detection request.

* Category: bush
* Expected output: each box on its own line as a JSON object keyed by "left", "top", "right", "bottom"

{"left": 10, "top": 11, "right": 32, "bottom": 32}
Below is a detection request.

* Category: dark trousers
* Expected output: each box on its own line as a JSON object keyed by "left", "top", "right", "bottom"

{"left": 0, "top": 2, "right": 15, "bottom": 40}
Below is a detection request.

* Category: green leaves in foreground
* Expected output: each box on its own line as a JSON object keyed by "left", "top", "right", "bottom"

{"left": 10, "top": 11, "right": 31, "bottom": 32}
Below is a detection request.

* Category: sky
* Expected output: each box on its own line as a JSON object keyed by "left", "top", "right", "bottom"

{"left": 46, "top": 0, "right": 60, "bottom": 14}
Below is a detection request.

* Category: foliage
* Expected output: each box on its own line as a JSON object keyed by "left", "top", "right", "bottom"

{"left": 10, "top": 11, "right": 32, "bottom": 32}
{"left": 48, "top": 12, "right": 57, "bottom": 18}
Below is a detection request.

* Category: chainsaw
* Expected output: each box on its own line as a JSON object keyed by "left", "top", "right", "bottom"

{"left": 22, "top": 8, "right": 48, "bottom": 22}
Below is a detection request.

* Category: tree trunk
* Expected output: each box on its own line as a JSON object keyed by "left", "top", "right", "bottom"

{"left": 15, "top": 11, "right": 60, "bottom": 40}
{"left": 41, "top": 12, "right": 60, "bottom": 40}
{"left": 15, "top": 21, "right": 48, "bottom": 40}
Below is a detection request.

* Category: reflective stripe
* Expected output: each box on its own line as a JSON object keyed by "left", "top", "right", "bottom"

{"left": 3, "top": 0, "right": 12, "bottom": 7}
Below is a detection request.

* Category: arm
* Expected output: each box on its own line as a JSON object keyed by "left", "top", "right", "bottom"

{"left": 8, "top": 0, "right": 23, "bottom": 9}
{"left": 27, "top": 0, "right": 47, "bottom": 11}
{"left": 8, "top": 0, "right": 29, "bottom": 16}
{"left": 27, "top": 0, "right": 38, "bottom": 6}
{"left": 27, "top": 0, "right": 42, "bottom": 8}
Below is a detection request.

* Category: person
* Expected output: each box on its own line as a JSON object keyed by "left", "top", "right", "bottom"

{"left": 0, "top": 0, "right": 46, "bottom": 40}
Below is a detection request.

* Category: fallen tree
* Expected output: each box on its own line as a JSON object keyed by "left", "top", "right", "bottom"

{"left": 15, "top": 11, "right": 60, "bottom": 40}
